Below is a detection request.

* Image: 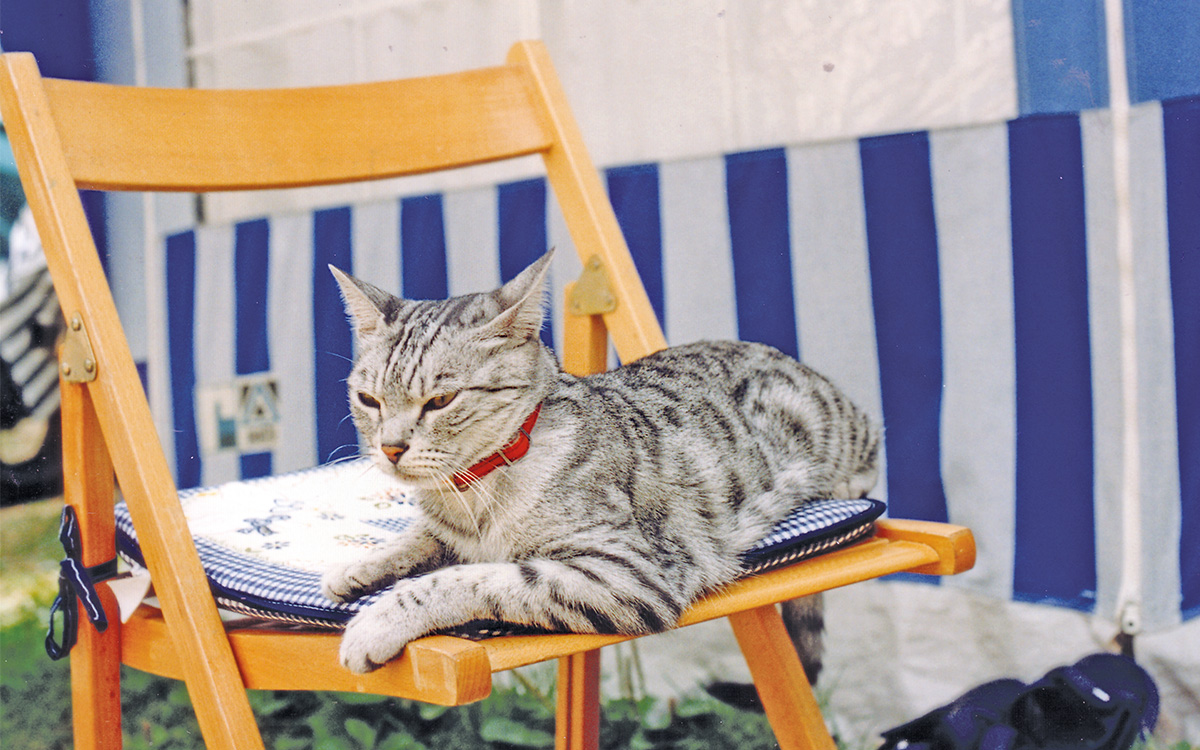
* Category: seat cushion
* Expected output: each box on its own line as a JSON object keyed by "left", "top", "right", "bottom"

{"left": 115, "top": 460, "right": 885, "bottom": 637}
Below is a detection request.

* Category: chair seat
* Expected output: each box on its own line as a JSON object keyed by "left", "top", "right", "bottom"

{"left": 115, "top": 460, "right": 885, "bottom": 635}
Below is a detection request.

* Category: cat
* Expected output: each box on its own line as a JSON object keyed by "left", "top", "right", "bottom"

{"left": 321, "top": 249, "right": 880, "bottom": 676}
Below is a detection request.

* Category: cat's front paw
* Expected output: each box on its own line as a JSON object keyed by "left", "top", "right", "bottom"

{"left": 338, "top": 597, "right": 424, "bottom": 673}
{"left": 321, "top": 561, "right": 375, "bottom": 603}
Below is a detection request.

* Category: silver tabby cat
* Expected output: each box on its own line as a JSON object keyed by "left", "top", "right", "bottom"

{"left": 322, "top": 250, "right": 879, "bottom": 676}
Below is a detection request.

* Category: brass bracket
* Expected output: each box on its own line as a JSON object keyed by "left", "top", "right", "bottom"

{"left": 567, "top": 255, "right": 618, "bottom": 316}
{"left": 60, "top": 313, "right": 97, "bottom": 383}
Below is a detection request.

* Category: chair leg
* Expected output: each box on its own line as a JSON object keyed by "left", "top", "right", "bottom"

{"left": 555, "top": 649, "right": 601, "bottom": 750}
{"left": 61, "top": 381, "right": 122, "bottom": 749}
{"left": 728, "top": 605, "right": 837, "bottom": 750}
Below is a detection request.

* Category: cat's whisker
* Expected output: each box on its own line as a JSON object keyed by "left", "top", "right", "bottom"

{"left": 350, "top": 460, "right": 378, "bottom": 482}
{"left": 316, "top": 349, "right": 355, "bottom": 365}
{"left": 471, "top": 481, "right": 503, "bottom": 528}
{"left": 322, "top": 455, "right": 362, "bottom": 468}
{"left": 433, "top": 469, "right": 483, "bottom": 537}
{"left": 476, "top": 465, "right": 514, "bottom": 523}
{"left": 323, "top": 443, "right": 364, "bottom": 465}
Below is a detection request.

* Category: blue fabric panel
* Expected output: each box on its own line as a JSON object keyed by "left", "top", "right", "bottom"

{"left": 400, "top": 195, "right": 449, "bottom": 300}
{"left": 1011, "top": 0, "right": 1110, "bottom": 114}
{"left": 166, "top": 230, "right": 200, "bottom": 489}
{"left": 0, "top": 0, "right": 96, "bottom": 81}
{"left": 725, "top": 148, "right": 799, "bottom": 360}
{"left": 1008, "top": 114, "right": 1096, "bottom": 611}
{"left": 859, "top": 132, "right": 949, "bottom": 526}
{"left": 234, "top": 219, "right": 272, "bottom": 479}
{"left": 234, "top": 219, "right": 271, "bottom": 375}
{"left": 606, "top": 164, "right": 665, "bottom": 328}
{"left": 1125, "top": 1, "right": 1200, "bottom": 103}
{"left": 2, "top": 1, "right": 108, "bottom": 268}
{"left": 81, "top": 191, "right": 108, "bottom": 276}
{"left": 313, "top": 207, "right": 358, "bottom": 465}
{"left": 498, "top": 178, "right": 554, "bottom": 350}
{"left": 1163, "top": 97, "right": 1200, "bottom": 617}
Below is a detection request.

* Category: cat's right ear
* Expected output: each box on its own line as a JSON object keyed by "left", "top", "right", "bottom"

{"left": 329, "top": 265, "right": 396, "bottom": 338}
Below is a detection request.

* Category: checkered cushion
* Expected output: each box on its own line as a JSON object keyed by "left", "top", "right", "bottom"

{"left": 115, "top": 460, "right": 884, "bottom": 637}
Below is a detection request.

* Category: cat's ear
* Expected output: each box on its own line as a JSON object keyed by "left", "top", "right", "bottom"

{"left": 481, "top": 248, "right": 554, "bottom": 342}
{"left": 329, "top": 265, "right": 398, "bottom": 338}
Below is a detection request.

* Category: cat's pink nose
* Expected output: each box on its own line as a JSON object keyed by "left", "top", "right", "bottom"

{"left": 380, "top": 443, "right": 407, "bottom": 465}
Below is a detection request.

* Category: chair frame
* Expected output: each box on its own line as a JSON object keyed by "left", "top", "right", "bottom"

{"left": 0, "top": 41, "right": 974, "bottom": 750}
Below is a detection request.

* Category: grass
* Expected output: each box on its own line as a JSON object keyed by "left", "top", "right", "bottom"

{"left": 0, "top": 498, "right": 779, "bottom": 749}
{"left": 0, "top": 496, "right": 61, "bottom": 625}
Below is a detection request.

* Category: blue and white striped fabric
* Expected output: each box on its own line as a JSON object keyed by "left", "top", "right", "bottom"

{"left": 113, "top": 459, "right": 883, "bottom": 630}
{"left": 144, "top": 2, "right": 1199, "bottom": 633}
{"left": 157, "top": 97, "right": 1197, "bottom": 632}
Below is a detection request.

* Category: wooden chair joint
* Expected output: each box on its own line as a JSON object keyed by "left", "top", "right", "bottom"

{"left": 567, "top": 255, "right": 618, "bottom": 316}
{"left": 60, "top": 313, "right": 97, "bottom": 383}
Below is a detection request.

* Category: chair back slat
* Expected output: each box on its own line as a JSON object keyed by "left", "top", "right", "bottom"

{"left": 42, "top": 66, "right": 551, "bottom": 192}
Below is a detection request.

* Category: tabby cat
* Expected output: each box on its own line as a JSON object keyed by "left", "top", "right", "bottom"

{"left": 322, "top": 250, "right": 879, "bottom": 676}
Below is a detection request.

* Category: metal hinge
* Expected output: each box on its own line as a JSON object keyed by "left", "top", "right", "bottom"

{"left": 567, "top": 255, "right": 618, "bottom": 316}
{"left": 60, "top": 313, "right": 97, "bottom": 383}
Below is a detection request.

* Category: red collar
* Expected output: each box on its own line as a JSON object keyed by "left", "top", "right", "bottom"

{"left": 450, "top": 405, "right": 542, "bottom": 491}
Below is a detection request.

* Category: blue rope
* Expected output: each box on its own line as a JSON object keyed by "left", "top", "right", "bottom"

{"left": 45, "top": 506, "right": 116, "bottom": 660}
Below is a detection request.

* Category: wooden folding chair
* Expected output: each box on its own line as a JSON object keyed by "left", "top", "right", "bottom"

{"left": 0, "top": 41, "right": 974, "bottom": 750}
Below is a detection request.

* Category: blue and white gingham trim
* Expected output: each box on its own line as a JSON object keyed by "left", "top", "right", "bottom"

{"left": 116, "top": 464, "right": 884, "bottom": 633}
{"left": 741, "top": 497, "right": 886, "bottom": 569}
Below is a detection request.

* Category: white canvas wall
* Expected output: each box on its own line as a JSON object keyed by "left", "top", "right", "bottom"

{"left": 186, "top": 0, "right": 1018, "bottom": 223}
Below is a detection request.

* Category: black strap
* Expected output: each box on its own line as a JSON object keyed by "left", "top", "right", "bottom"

{"left": 45, "top": 506, "right": 117, "bottom": 660}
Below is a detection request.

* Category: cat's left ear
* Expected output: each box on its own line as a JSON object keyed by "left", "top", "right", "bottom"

{"left": 330, "top": 266, "right": 400, "bottom": 338}
{"left": 482, "top": 248, "right": 554, "bottom": 342}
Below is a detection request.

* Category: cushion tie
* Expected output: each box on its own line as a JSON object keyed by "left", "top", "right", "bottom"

{"left": 45, "top": 506, "right": 117, "bottom": 660}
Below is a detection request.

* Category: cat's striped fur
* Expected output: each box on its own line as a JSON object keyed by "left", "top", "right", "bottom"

{"left": 322, "top": 250, "right": 879, "bottom": 675}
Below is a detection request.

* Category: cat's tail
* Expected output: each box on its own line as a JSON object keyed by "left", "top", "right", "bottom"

{"left": 704, "top": 593, "right": 824, "bottom": 712}
{"left": 780, "top": 593, "right": 824, "bottom": 685}
{"left": 782, "top": 597, "right": 820, "bottom": 686}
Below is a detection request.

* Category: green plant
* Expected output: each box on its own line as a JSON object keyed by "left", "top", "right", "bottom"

{"left": 0, "top": 607, "right": 73, "bottom": 750}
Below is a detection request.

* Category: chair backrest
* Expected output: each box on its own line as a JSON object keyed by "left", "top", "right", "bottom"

{"left": 0, "top": 41, "right": 666, "bottom": 748}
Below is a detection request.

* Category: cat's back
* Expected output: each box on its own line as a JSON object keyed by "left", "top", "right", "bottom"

{"left": 551, "top": 339, "right": 868, "bottom": 445}
{"left": 547, "top": 339, "right": 878, "bottom": 497}
{"left": 566, "top": 339, "right": 824, "bottom": 408}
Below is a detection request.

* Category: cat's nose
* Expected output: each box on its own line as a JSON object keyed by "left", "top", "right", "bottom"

{"left": 380, "top": 443, "right": 408, "bottom": 465}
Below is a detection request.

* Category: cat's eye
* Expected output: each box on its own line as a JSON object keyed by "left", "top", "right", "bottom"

{"left": 356, "top": 391, "right": 381, "bottom": 409}
{"left": 425, "top": 393, "right": 457, "bottom": 411}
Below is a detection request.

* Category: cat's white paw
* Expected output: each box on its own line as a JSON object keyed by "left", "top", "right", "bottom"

{"left": 321, "top": 561, "right": 372, "bottom": 603}
{"left": 338, "top": 597, "right": 424, "bottom": 674}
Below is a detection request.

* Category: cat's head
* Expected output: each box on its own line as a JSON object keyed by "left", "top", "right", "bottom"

{"left": 331, "top": 250, "right": 555, "bottom": 488}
